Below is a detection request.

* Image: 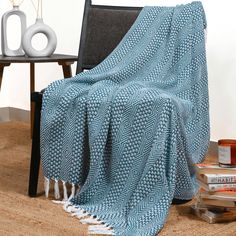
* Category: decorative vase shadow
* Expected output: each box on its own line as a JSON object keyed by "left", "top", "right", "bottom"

{"left": 1, "top": 6, "right": 26, "bottom": 56}
{"left": 22, "top": 18, "right": 57, "bottom": 57}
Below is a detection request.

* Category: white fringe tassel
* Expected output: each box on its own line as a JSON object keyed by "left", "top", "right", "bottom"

{"left": 44, "top": 179, "right": 115, "bottom": 235}
{"left": 62, "top": 181, "right": 68, "bottom": 201}
{"left": 88, "top": 225, "right": 115, "bottom": 235}
{"left": 52, "top": 182, "right": 77, "bottom": 204}
{"left": 44, "top": 177, "right": 50, "bottom": 198}
{"left": 68, "top": 184, "right": 76, "bottom": 201}
{"left": 80, "top": 216, "right": 101, "bottom": 225}
{"left": 52, "top": 200, "right": 65, "bottom": 204}
{"left": 54, "top": 180, "right": 60, "bottom": 199}
{"left": 64, "top": 204, "right": 79, "bottom": 213}
{"left": 75, "top": 212, "right": 90, "bottom": 219}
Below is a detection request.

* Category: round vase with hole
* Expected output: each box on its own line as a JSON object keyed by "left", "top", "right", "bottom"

{"left": 22, "top": 18, "right": 57, "bottom": 57}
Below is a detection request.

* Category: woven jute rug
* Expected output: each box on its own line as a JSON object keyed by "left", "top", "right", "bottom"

{"left": 0, "top": 121, "right": 235, "bottom": 236}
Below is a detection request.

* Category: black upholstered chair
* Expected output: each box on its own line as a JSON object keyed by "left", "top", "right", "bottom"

{"left": 28, "top": 0, "right": 142, "bottom": 197}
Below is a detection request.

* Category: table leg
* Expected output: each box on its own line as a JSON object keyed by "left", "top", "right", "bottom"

{"left": 0, "top": 63, "right": 11, "bottom": 90}
{"left": 30, "top": 63, "right": 35, "bottom": 137}
{"left": 58, "top": 61, "right": 74, "bottom": 78}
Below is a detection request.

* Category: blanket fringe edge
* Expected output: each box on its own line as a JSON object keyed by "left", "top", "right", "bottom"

{"left": 44, "top": 177, "right": 115, "bottom": 235}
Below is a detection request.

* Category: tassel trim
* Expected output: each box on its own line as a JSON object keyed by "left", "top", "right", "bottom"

{"left": 44, "top": 177, "right": 50, "bottom": 198}
{"left": 89, "top": 225, "right": 115, "bottom": 235}
{"left": 68, "top": 184, "right": 76, "bottom": 201}
{"left": 44, "top": 178, "right": 116, "bottom": 235}
{"left": 54, "top": 179, "right": 60, "bottom": 199}
{"left": 62, "top": 181, "right": 68, "bottom": 201}
{"left": 44, "top": 178, "right": 79, "bottom": 201}
{"left": 80, "top": 216, "right": 102, "bottom": 225}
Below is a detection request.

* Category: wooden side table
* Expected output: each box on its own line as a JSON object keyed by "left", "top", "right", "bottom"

{"left": 0, "top": 54, "right": 78, "bottom": 135}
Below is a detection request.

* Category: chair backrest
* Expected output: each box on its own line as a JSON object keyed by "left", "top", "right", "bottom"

{"left": 76, "top": 0, "right": 142, "bottom": 74}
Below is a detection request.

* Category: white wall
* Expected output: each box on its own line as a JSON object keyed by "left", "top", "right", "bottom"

{"left": 0, "top": 0, "right": 236, "bottom": 141}
{"left": 0, "top": 0, "right": 83, "bottom": 108}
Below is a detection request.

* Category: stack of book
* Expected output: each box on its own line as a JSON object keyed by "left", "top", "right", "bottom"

{"left": 191, "top": 163, "right": 236, "bottom": 223}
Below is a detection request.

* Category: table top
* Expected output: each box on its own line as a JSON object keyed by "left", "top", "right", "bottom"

{"left": 0, "top": 54, "right": 78, "bottom": 64}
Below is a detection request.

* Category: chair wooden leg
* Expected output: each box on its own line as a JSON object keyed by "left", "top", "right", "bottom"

{"left": 28, "top": 92, "right": 42, "bottom": 197}
{"left": 58, "top": 61, "right": 74, "bottom": 78}
{"left": 30, "top": 63, "right": 35, "bottom": 138}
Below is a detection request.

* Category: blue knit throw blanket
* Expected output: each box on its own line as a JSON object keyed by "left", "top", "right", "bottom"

{"left": 40, "top": 2, "right": 209, "bottom": 235}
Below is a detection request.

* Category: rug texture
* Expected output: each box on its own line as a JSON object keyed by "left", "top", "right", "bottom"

{"left": 40, "top": 2, "right": 210, "bottom": 235}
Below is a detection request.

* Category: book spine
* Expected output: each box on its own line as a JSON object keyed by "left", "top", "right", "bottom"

{"left": 208, "top": 183, "right": 236, "bottom": 192}
{"left": 205, "top": 176, "right": 236, "bottom": 184}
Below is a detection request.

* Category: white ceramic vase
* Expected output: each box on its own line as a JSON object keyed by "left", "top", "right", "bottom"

{"left": 1, "top": 5, "right": 26, "bottom": 56}
{"left": 22, "top": 18, "right": 57, "bottom": 57}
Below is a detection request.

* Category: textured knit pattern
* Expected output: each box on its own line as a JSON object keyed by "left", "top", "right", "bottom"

{"left": 40, "top": 2, "right": 209, "bottom": 235}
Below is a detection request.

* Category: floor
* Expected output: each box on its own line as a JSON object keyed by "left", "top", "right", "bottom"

{"left": 0, "top": 121, "right": 235, "bottom": 236}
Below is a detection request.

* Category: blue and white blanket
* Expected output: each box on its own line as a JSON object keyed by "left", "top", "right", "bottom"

{"left": 40, "top": 1, "right": 209, "bottom": 235}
